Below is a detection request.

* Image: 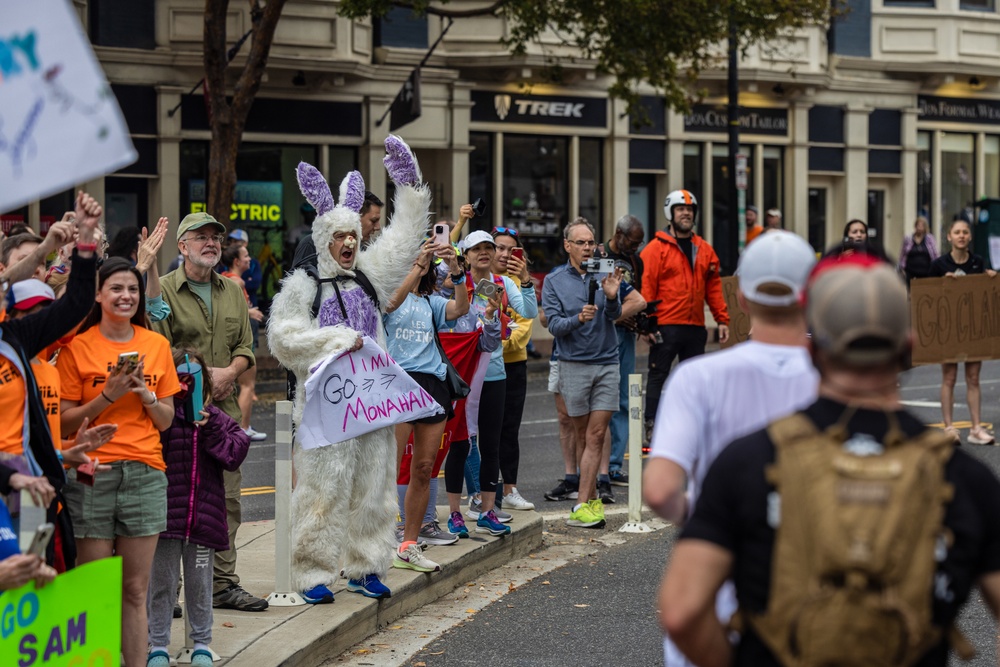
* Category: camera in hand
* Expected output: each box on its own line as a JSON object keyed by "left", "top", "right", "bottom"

{"left": 631, "top": 300, "right": 662, "bottom": 343}
{"left": 581, "top": 258, "right": 615, "bottom": 274}
{"left": 472, "top": 198, "right": 487, "bottom": 217}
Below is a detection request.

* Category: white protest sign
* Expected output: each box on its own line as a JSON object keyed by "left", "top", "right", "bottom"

{"left": 299, "top": 337, "right": 445, "bottom": 448}
{"left": 0, "top": 0, "right": 137, "bottom": 212}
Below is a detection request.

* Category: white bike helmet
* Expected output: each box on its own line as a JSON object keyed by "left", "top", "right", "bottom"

{"left": 663, "top": 189, "right": 698, "bottom": 223}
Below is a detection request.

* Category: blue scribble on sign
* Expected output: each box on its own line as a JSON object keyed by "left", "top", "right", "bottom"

{"left": 0, "top": 31, "right": 40, "bottom": 82}
{"left": 0, "top": 96, "right": 43, "bottom": 178}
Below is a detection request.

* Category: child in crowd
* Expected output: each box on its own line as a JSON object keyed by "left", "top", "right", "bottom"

{"left": 146, "top": 349, "right": 250, "bottom": 667}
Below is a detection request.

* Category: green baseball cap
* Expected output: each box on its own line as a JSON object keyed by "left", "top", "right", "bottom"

{"left": 177, "top": 212, "right": 226, "bottom": 241}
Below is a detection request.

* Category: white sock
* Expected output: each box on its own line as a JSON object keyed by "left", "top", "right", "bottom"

{"left": 193, "top": 643, "right": 210, "bottom": 654}
{"left": 573, "top": 503, "right": 584, "bottom": 512}
{"left": 151, "top": 646, "right": 168, "bottom": 655}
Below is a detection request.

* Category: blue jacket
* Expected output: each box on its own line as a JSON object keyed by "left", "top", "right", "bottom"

{"left": 541, "top": 263, "right": 625, "bottom": 366}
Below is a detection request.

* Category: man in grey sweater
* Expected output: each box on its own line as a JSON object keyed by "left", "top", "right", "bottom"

{"left": 541, "top": 218, "right": 645, "bottom": 529}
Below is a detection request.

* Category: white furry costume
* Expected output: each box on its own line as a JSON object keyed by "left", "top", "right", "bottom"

{"left": 268, "top": 136, "right": 430, "bottom": 590}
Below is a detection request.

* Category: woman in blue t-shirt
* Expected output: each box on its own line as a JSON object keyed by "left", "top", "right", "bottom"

{"left": 384, "top": 241, "right": 469, "bottom": 572}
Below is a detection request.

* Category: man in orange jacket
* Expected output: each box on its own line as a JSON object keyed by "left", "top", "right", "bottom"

{"left": 639, "top": 190, "right": 730, "bottom": 442}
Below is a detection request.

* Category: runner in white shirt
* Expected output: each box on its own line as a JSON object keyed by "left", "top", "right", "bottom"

{"left": 643, "top": 231, "right": 820, "bottom": 666}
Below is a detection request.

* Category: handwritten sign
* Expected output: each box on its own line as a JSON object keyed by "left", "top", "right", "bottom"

{"left": 1, "top": 557, "right": 122, "bottom": 667}
{"left": 0, "top": 0, "right": 137, "bottom": 212}
{"left": 910, "top": 274, "right": 1000, "bottom": 365}
{"left": 299, "top": 337, "right": 444, "bottom": 448}
{"left": 719, "top": 276, "right": 751, "bottom": 348}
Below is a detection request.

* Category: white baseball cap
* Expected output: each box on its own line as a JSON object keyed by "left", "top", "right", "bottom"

{"left": 8, "top": 279, "right": 55, "bottom": 311}
{"left": 461, "top": 230, "right": 496, "bottom": 251}
{"left": 737, "top": 231, "right": 816, "bottom": 307}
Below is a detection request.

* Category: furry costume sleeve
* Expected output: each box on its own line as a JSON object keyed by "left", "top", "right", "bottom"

{"left": 267, "top": 269, "right": 360, "bottom": 378}
{"left": 356, "top": 182, "right": 431, "bottom": 312}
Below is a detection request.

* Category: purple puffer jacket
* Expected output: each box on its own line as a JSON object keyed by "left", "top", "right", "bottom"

{"left": 160, "top": 397, "right": 250, "bottom": 551}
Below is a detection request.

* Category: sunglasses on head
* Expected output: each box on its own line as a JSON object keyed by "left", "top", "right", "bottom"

{"left": 492, "top": 227, "right": 519, "bottom": 238}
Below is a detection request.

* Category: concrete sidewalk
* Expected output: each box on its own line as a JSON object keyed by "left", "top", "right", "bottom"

{"left": 162, "top": 509, "right": 543, "bottom": 667}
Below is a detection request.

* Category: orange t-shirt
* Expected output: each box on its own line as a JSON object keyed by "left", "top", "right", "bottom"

{"left": 57, "top": 325, "right": 181, "bottom": 471}
{"left": 746, "top": 225, "right": 764, "bottom": 245}
{"left": 0, "top": 357, "right": 28, "bottom": 455}
{"left": 0, "top": 356, "right": 63, "bottom": 455}
{"left": 33, "top": 357, "right": 62, "bottom": 448}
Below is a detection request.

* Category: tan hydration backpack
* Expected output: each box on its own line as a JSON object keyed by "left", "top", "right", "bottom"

{"left": 744, "top": 412, "right": 974, "bottom": 667}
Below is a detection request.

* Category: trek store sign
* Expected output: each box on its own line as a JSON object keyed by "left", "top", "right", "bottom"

{"left": 471, "top": 91, "right": 608, "bottom": 128}
{"left": 684, "top": 105, "right": 788, "bottom": 136}
{"left": 189, "top": 180, "right": 283, "bottom": 223}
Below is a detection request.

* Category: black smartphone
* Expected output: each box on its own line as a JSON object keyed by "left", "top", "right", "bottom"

{"left": 472, "top": 198, "right": 487, "bottom": 217}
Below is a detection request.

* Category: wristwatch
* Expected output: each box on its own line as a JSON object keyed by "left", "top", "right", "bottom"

{"left": 451, "top": 272, "right": 466, "bottom": 284}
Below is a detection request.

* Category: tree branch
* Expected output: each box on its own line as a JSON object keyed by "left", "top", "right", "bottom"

{"left": 393, "top": 0, "right": 507, "bottom": 19}
{"left": 231, "top": 0, "right": 289, "bottom": 126}
{"left": 204, "top": 0, "right": 231, "bottom": 125}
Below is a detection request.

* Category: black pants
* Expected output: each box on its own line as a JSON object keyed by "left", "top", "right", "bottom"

{"left": 476, "top": 379, "right": 506, "bottom": 495}
{"left": 644, "top": 324, "right": 708, "bottom": 420}
{"left": 499, "top": 361, "right": 527, "bottom": 486}
{"left": 444, "top": 439, "right": 470, "bottom": 494}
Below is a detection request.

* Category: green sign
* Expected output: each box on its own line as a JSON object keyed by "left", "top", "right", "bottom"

{"left": 1, "top": 557, "right": 122, "bottom": 667}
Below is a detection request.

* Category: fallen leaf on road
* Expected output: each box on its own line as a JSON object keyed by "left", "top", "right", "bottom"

{"left": 353, "top": 649, "right": 370, "bottom": 655}
{"left": 415, "top": 662, "right": 426, "bottom": 666}
{"left": 222, "top": 622, "right": 234, "bottom": 628}
{"left": 541, "top": 580, "right": 551, "bottom": 585}
{"left": 574, "top": 604, "right": 590, "bottom": 608}
{"left": 390, "top": 626, "right": 402, "bottom": 630}
{"left": 429, "top": 652, "right": 445, "bottom": 655}
{"left": 465, "top": 608, "right": 476, "bottom": 613}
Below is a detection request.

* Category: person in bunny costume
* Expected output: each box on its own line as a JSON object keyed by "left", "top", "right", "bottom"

{"left": 268, "top": 135, "right": 430, "bottom": 602}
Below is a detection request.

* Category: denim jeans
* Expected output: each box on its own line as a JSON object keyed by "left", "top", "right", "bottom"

{"left": 609, "top": 328, "right": 636, "bottom": 473}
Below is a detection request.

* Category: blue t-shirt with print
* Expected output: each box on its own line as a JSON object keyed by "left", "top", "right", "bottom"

{"left": 0, "top": 502, "right": 19, "bottom": 561}
{"left": 384, "top": 293, "right": 450, "bottom": 380}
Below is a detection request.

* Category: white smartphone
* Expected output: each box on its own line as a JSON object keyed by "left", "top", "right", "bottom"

{"left": 433, "top": 223, "right": 450, "bottom": 247}
{"left": 18, "top": 489, "right": 46, "bottom": 552}
{"left": 26, "top": 523, "right": 55, "bottom": 558}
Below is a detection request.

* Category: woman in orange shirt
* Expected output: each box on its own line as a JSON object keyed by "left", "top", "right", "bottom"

{"left": 58, "top": 258, "right": 181, "bottom": 667}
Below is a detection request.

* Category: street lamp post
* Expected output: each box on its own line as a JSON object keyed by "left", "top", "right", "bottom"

{"left": 725, "top": 19, "right": 744, "bottom": 275}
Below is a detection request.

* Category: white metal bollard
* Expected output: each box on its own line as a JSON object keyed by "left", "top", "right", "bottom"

{"left": 267, "top": 400, "right": 306, "bottom": 606}
{"left": 619, "top": 373, "right": 652, "bottom": 533}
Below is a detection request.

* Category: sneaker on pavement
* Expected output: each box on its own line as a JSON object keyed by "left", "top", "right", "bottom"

{"left": 394, "top": 525, "right": 404, "bottom": 543}
{"left": 418, "top": 521, "right": 459, "bottom": 545}
{"left": 190, "top": 649, "right": 213, "bottom": 667}
{"left": 609, "top": 470, "right": 629, "bottom": 486}
{"left": 394, "top": 543, "right": 441, "bottom": 572}
{"left": 448, "top": 511, "right": 469, "bottom": 538}
{"left": 589, "top": 498, "right": 606, "bottom": 521}
{"left": 147, "top": 650, "right": 171, "bottom": 667}
{"left": 494, "top": 507, "right": 513, "bottom": 523}
{"left": 568, "top": 503, "right": 605, "bottom": 529}
{"left": 598, "top": 480, "right": 616, "bottom": 504}
{"left": 968, "top": 426, "right": 996, "bottom": 445}
{"left": 476, "top": 509, "right": 511, "bottom": 536}
{"left": 467, "top": 498, "right": 514, "bottom": 523}
{"left": 301, "top": 583, "right": 335, "bottom": 604}
{"left": 244, "top": 426, "right": 267, "bottom": 442}
{"left": 347, "top": 573, "right": 392, "bottom": 599}
{"left": 544, "top": 478, "right": 579, "bottom": 501}
{"left": 502, "top": 487, "right": 535, "bottom": 511}
{"left": 213, "top": 584, "right": 269, "bottom": 611}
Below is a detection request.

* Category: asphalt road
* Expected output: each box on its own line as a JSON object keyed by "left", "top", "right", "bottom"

{"left": 242, "top": 356, "right": 1000, "bottom": 665}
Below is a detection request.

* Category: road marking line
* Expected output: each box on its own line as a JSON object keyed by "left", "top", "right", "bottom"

{"left": 900, "top": 400, "right": 944, "bottom": 408}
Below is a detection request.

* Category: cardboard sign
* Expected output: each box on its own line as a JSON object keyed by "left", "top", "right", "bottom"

{"left": 299, "top": 337, "right": 444, "bottom": 448}
{"left": 910, "top": 274, "right": 1000, "bottom": 365}
{"left": 0, "top": 0, "right": 136, "bottom": 212}
{"left": 1, "top": 557, "right": 122, "bottom": 667}
{"left": 720, "top": 276, "right": 751, "bottom": 348}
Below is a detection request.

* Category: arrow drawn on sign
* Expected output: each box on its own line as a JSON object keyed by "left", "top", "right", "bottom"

{"left": 362, "top": 378, "right": 375, "bottom": 392}
{"left": 380, "top": 373, "right": 395, "bottom": 389}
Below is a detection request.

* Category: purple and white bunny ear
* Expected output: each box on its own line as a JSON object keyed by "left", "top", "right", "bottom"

{"left": 296, "top": 162, "right": 334, "bottom": 216}
{"left": 338, "top": 170, "right": 365, "bottom": 214}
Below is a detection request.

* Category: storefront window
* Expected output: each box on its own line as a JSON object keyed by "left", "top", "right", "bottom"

{"left": 762, "top": 147, "right": 784, "bottom": 215}
{"left": 940, "top": 132, "right": 974, "bottom": 226}
{"left": 469, "top": 132, "right": 493, "bottom": 232}
{"left": 917, "top": 132, "right": 932, "bottom": 224}
{"left": 985, "top": 136, "right": 1000, "bottom": 200}
{"left": 502, "top": 134, "right": 569, "bottom": 272}
{"left": 579, "top": 138, "right": 603, "bottom": 231}
{"left": 180, "top": 140, "right": 319, "bottom": 306}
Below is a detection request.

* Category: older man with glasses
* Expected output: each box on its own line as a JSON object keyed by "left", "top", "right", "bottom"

{"left": 541, "top": 218, "right": 645, "bottom": 529}
{"left": 153, "top": 212, "right": 265, "bottom": 612}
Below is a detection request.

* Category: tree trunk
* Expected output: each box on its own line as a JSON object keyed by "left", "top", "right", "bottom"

{"left": 203, "top": 0, "right": 288, "bottom": 224}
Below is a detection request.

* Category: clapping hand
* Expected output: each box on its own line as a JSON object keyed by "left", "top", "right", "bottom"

{"left": 63, "top": 416, "right": 116, "bottom": 471}
{"left": 137, "top": 217, "right": 169, "bottom": 274}
{"left": 601, "top": 267, "right": 623, "bottom": 299}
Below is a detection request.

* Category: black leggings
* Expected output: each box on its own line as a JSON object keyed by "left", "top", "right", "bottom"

{"left": 499, "top": 361, "right": 527, "bottom": 485}
{"left": 444, "top": 439, "right": 470, "bottom": 494}
{"left": 476, "top": 379, "right": 506, "bottom": 495}
{"left": 644, "top": 325, "right": 707, "bottom": 420}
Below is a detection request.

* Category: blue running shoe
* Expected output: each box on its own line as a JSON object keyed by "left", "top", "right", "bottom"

{"left": 448, "top": 511, "right": 469, "bottom": 538}
{"left": 475, "top": 509, "right": 511, "bottom": 536}
{"left": 302, "top": 584, "right": 335, "bottom": 604}
{"left": 347, "top": 573, "right": 392, "bottom": 599}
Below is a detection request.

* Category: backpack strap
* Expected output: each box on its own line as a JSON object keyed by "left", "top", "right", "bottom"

{"left": 305, "top": 265, "right": 381, "bottom": 320}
